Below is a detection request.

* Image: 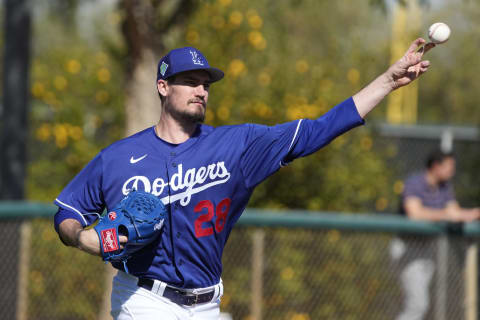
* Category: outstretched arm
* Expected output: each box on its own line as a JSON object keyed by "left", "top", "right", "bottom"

{"left": 353, "top": 38, "right": 435, "bottom": 118}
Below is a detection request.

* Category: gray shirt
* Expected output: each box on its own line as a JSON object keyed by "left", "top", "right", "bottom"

{"left": 397, "top": 171, "right": 456, "bottom": 262}
{"left": 401, "top": 171, "right": 455, "bottom": 215}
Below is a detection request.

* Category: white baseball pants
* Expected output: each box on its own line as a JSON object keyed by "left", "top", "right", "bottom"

{"left": 111, "top": 271, "right": 224, "bottom": 320}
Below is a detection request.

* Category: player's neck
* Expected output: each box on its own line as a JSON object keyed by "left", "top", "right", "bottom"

{"left": 155, "top": 115, "right": 198, "bottom": 144}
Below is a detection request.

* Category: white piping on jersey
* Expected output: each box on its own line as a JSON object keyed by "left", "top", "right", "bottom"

{"left": 55, "top": 198, "right": 88, "bottom": 225}
{"left": 280, "top": 119, "right": 303, "bottom": 168}
{"left": 288, "top": 119, "right": 303, "bottom": 152}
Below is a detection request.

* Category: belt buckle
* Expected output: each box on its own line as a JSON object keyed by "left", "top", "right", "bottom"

{"left": 181, "top": 293, "right": 197, "bottom": 306}
{"left": 181, "top": 290, "right": 198, "bottom": 306}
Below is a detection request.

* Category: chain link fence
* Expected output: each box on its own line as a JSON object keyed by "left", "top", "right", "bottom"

{"left": 0, "top": 212, "right": 479, "bottom": 320}
{"left": 222, "top": 226, "right": 476, "bottom": 320}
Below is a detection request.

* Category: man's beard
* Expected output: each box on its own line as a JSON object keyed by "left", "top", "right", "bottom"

{"left": 166, "top": 101, "right": 205, "bottom": 124}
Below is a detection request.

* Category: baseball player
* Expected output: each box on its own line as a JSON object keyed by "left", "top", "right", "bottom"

{"left": 54, "top": 39, "right": 433, "bottom": 319}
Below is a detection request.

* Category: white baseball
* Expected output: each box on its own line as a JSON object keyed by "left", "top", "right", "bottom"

{"left": 428, "top": 22, "right": 451, "bottom": 44}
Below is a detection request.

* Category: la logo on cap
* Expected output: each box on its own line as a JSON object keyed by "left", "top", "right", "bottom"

{"left": 190, "top": 50, "right": 204, "bottom": 66}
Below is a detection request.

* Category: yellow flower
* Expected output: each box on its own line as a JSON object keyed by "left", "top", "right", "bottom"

{"left": 394, "top": 180, "right": 404, "bottom": 194}
{"left": 54, "top": 124, "right": 69, "bottom": 148}
{"left": 95, "top": 90, "right": 110, "bottom": 104}
{"left": 228, "top": 59, "right": 246, "bottom": 78}
{"left": 327, "top": 230, "right": 340, "bottom": 243}
{"left": 347, "top": 68, "right": 360, "bottom": 85}
{"left": 67, "top": 125, "right": 83, "bottom": 141}
{"left": 291, "top": 314, "right": 311, "bottom": 320}
{"left": 295, "top": 60, "right": 309, "bottom": 74}
{"left": 97, "top": 68, "right": 111, "bottom": 83}
{"left": 217, "top": 106, "right": 230, "bottom": 121}
{"left": 36, "top": 124, "right": 51, "bottom": 141}
{"left": 205, "top": 110, "right": 214, "bottom": 123}
{"left": 54, "top": 76, "right": 68, "bottom": 91}
{"left": 31, "top": 82, "right": 45, "bottom": 98}
{"left": 211, "top": 16, "right": 225, "bottom": 30}
{"left": 186, "top": 30, "right": 199, "bottom": 44}
{"left": 286, "top": 106, "right": 303, "bottom": 120}
{"left": 281, "top": 267, "right": 294, "bottom": 280}
{"left": 376, "top": 197, "right": 389, "bottom": 211}
{"left": 229, "top": 11, "right": 243, "bottom": 27}
{"left": 255, "top": 102, "right": 272, "bottom": 118}
{"left": 257, "top": 72, "right": 271, "bottom": 86}
{"left": 304, "top": 104, "right": 320, "bottom": 118}
{"left": 360, "top": 136, "right": 373, "bottom": 150}
{"left": 248, "top": 15, "right": 263, "bottom": 29}
{"left": 218, "top": 0, "right": 231, "bottom": 6}
{"left": 248, "top": 31, "right": 266, "bottom": 50}
{"left": 66, "top": 59, "right": 81, "bottom": 74}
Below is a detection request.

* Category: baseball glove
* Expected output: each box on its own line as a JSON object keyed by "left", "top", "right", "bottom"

{"left": 94, "top": 190, "right": 167, "bottom": 269}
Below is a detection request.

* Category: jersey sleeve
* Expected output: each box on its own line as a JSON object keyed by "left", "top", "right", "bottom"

{"left": 53, "top": 153, "right": 105, "bottom": 229}
{"left": 241, "top": 97, "right": 364, "bottom": 188}
{"left": 402, "top": 175, "right": 424, "bottom": 200}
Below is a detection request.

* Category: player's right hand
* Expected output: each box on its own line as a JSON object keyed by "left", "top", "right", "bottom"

{"left": 77, "top": 228, "right": 102, "bottom": 256}
{"left": 387, "top": 38, "right": 432, "bottom": 90}
{"left": 77, "top": 229, "right": 128, "bottom": 256}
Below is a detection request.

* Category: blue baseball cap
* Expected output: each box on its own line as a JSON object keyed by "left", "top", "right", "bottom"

{"left": 157, "top": 47, "right": 224, "bottom": 83}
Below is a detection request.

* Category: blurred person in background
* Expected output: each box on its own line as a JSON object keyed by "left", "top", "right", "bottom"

{"left": 392, "top": 149, "right": 480, "bottom": 320}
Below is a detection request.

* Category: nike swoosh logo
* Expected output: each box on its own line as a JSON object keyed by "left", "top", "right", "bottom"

{"left": 130, "top": 154, "right": 148, "bottom": 164}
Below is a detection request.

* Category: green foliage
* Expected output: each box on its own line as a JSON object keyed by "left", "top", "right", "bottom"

{"left": 28, "top": 9, "right": 125, "bottom": 202}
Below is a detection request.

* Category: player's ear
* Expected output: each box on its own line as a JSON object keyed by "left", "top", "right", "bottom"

{"left": 157, "top": 79, "right": 168, "bottom": 97}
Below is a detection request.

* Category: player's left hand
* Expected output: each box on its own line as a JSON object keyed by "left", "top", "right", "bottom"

{"left": 386, "top": 38, "right": 435, "bottom": 90}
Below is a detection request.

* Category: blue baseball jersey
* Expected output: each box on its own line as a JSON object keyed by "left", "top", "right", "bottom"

{"left": 54, "top": 97, "right": 364, "bottom": 288}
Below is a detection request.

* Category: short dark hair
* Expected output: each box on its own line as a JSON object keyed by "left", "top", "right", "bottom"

{"left": 426, "top": 149, "right": 455, "bottom": 169}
